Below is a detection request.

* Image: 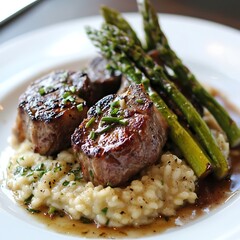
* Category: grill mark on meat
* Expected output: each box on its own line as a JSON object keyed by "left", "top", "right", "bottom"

{"left": 72, "top": 84, "right": 168, "bottom": 187}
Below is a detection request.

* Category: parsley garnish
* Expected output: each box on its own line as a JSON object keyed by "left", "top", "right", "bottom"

{"left": 62, "top": 180, "right": 70, "bottom": 186}
{"left": 26, "top": 208, "right": 40, "bottom": 214}
{"left": 24, "top": 194, "right": 33, "bottom": 205}
{"left": 39, "top": 87, "right": 45, "bottom": 96}
{"left": 89, "top": 130, "right": 96, "bottom": 140}
{"left": 96, "top": 106, "right": 102, "bottom": 115}
{"left": 101, "top": 207, "right": 108, "bottom": 215}
{"left": 136, "top": 99, "right": 144, "bottom": 104}
{"left": 85, "top": 117, "right": 95, "bottom": 128}
{"left": 77, "top": 103, "right": 83, "bottom": 112}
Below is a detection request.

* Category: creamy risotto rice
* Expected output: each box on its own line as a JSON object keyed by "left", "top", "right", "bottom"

{"left": 6, "top": 139, "right": 198, "bottom": 227}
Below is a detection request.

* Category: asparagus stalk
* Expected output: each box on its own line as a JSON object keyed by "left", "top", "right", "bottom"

{"left": 137, "top": 0, "right": 161, "bottom": 51}
{"left": 95, "top": 24, "right": 228, "bottom": 179}
{"left": 137, "top": 0, "right": 240, "bottom": 148}
{"left": 86, "top": 26, "right": 211, "bottom": 178}
{"left": 101, "top": 6, "right": 142, "bottom": 47}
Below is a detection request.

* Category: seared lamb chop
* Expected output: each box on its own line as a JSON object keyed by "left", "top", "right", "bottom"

{"left": 87, "top": 56, "right": 122, "bottom": 99}
{"left": 15, "top": 70, "right": 94, "bottom": 155}
{"left": 71, "top": 84, "right": 168, "bottom": 187}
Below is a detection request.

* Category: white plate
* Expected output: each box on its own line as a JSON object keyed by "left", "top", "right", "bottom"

{"left": 1, "top": 13, "right": 240, "bottom": 240}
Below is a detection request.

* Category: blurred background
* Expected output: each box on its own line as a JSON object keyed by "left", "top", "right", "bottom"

{"left": 0, "top": 0, "right": 239, "bottom": 45}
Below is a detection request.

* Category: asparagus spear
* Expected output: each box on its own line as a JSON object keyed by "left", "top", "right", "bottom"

{"left": 101, "top": 6, "right": 142, "bottom": 47}
{"left": 86, "top": 26, "right": 211, "bottom": 178}
{"left": 137, "top": 0, "right": 161, "bottom": 51}
{"left": 94, "top": 24, "right": 228, "bottom": 179}
{"left": 137, "top": 0, "right": 240, "bottom": 148}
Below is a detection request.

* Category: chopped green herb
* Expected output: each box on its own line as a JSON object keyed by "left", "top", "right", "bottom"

{"left": 85, "top": 117, "right": 95, "bottom": 128}
{"left": 80, "top": 216, "right": 93, "bottom": 224}
{"left": 16, "top": 156, "right": 24, "bottom": 164}
{"left": 54, "top": 163, "right": 62, "bottom": 172}
{"left": 69, "top": 86, "right": 76, "bottom": 93}
{"left": 96, "top": 106, "right": 102, "bottom": 115}
{"left": 110, "top": 107, "right": 119, "bottom": 116}
{"left": 101, "top": 116, "right": 128, "bottom": 125}
{"left": 14, "top": 166, "right": 30, "bottom": 176}
{"left": 38, "top": 170, "right": 47, "bottom": 178}
{"left": 136, "top": 99, "right": 144, "bottom": 104}
{"left": 110, "top": 100, "right": 120, "bottom": 108}
{"left": 96, "top": 125, "right": 113, "bottom": 134}
{"left": 34, "top": 163, "right": 46, "bottom": 178}
{"left": 39, "top": 87, "right": 45, "bottom": 96}
{"left": 24, "top": 194, "right": 33, "bottom": 205}
{"left": 89, "top": 130, "right": 96, "bottom": 140}
{"left": 48, "top": 206, "right": 57, "bottom": 215}
{"left": 101, "top": 116, "right": 121, "bottom": 123}
{"left": 106, "top": 63, "right": 113, "bottom": 71}
{"left": 26, "top": 172, "right": 34, "bottom": 177}
{"left": 62, "top": 180, "right": 70, "bottom": 186}
{"left": 63, "top": 91, "right": 71, "bottom": 98}
{"left": 21, "top": 167, "right": 30, "bottom": 176}
{"left": 26, "top": 208, "right": 40, "bottom": 214}
{"left": 70, "top": 167, "right": 83, "bottom": 181}
{"left": 77, "top": 103, "right": 83, "bottom": 112}
{"left": 34, "top": 163, "right": 45, "bottom": 171}
{"left": 101, "top": 207, "right": 108, "bottom": 215}
{"left": 68, "top": 96, "right": 75, "bottom": 102}
{"left": 106, "top": 219, "right": 110, "bottom": 226}
{"left": 62, "top": 95, "right": 75, "bottom": 104}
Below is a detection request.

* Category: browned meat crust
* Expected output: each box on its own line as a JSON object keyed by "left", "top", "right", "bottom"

{"left": 72, "top": 84, "right": 168, "bottom": 187}
{"left": 15, "top": 70, "right": 93, "bottom": 155}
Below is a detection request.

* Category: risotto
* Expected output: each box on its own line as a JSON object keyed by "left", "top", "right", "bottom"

{"left": 6, "top": 139, "right": 197, "bottom": 227}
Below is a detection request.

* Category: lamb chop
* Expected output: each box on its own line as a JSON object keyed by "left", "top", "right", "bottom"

{"left": 71, "top": 84, "right": 168, "bottom": 187}
{"left": 15, "top": 70, "right": 94, "bottom": 155}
